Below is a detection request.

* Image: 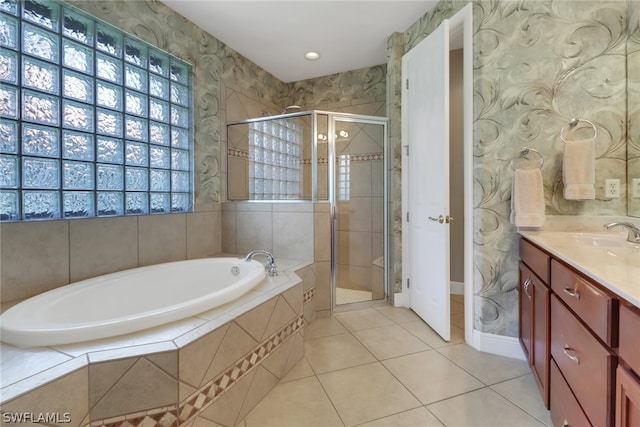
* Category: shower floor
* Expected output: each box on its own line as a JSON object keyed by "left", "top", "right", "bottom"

{"left": 336, "top": 287, "right": 373, "bottom": 304}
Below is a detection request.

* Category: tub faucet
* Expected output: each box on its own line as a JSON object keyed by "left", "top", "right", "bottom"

{"left": 243, "top": 250, "right": 278, "bottom": 276}
{"left": 603, "top": 222, "right": 640, "bottom": 243}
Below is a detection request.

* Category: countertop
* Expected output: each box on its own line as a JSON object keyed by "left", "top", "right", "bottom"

{"left": 520, "top": 230, "right": 640, "bottom": 308}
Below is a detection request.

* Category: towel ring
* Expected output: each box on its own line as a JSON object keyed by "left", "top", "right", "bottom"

{"left": 560, "top": 118, "right": 597, "bottom": 143}
{"left": 510, "top": 147, "right": 544, "bottom": 170}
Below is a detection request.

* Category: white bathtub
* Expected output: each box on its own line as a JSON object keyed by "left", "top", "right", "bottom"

{"left": 0, "top": 257, "right": 266, "bottom": 348}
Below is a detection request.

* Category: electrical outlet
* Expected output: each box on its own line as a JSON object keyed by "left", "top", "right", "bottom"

{"left": 633, "top": 178, "right": 640, "bottom": 198}
{"left": 605, "top": 179, "right": 620, "bottom": 198}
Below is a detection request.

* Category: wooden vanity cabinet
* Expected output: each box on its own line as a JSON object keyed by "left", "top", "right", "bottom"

{"left": 519, "top": 239, "right": 551, "bottom": 408}
{"left": 616, "top": 304, "right": 640, "bottom": 427}
{"left": 519, "top": 236, "right": 629, "bottom": 427}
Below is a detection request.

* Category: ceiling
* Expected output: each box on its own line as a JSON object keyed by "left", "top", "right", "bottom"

{"left": 160, "top": 1, "right": 439, "bottom": 83}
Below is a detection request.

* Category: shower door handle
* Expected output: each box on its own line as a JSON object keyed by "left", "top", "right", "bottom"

{"left": 429, "top": 215, "right": 444, "bottom": 223}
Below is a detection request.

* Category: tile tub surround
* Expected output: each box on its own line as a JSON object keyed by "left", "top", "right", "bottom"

{"left": 0, "top": 209, "right": 223, "bottom": 304}
{"left": 0, "top": 259, "right": 315, "bottom": 427}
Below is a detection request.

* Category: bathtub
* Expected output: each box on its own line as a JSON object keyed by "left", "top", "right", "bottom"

{"left": 0, "top": 257, "right": 266, "bottom": 348}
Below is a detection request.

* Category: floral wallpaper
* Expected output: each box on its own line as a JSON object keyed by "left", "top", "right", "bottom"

{"left": 396, "top": 0, "right": 628, "bottom": 336}
{"left": 629, "top": 0, "right": 640, "bottom": 216}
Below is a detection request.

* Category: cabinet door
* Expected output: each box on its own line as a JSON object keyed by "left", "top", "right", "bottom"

{"left": 551, "top": 360, "right": 591, "bottom": 427}
{"left": 532, "top": 277, "right": 550, "bottom": 409}
{"left": 551, "top": 295, "right": 616, "bottom": 427}
{"left": 519, "top": 262, "right": 533, "bottom": 362}
{"left": 617, "top": 366, "right": 640, "bottom": 427}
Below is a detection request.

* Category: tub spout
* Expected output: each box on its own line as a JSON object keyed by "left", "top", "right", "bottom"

{"left": 243, "top": 250, "right": 277, "bottom": 276}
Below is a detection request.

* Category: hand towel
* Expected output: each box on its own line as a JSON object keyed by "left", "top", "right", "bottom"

{"left": 510, "top": 168, "right": 545, "bottom": 228}
{"left": 563, "top": 139, "right": 595, "bottom": 200}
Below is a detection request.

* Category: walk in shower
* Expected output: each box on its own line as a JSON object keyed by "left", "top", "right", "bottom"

{"left": 226, "top": 111, "right": 388, "bottom": 306}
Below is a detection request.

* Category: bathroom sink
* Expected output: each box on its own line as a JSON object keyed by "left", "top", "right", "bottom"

{"left": 541, "top": 232, "right": 636, "bottom": 249}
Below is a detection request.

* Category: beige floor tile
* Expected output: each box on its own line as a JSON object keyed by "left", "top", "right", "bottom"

{"left": 304, "top": 333, "right": 376, "bottom": 374}
{"left": 450, "top": 325, "right": 465, "bottom": 342}
{"left": 243, "top": 376, "right": 344, "bottom": 427}
{"left": 427, "top": 387, "right": 546, "bottom": 427}
{"left": 333, "top": 308, "right": 394, "bottom": 332}
{"left": 383, "top": 350, "right": 484, "bottom": 405}
{"left": 318, "top": 362, "right": 421, "bottom": 426}
{"left": 436, "top": 343, "right": 530, "bottom": 385}
{"left": 304, "top": 317, "right": 349, "bottom": 340}
{"left": 451, "top": 312, "right": 465, "bottom": 329}
{"left": 374, "top": 306, "right": 421, "bottom": 323}
{"left": 353, "top": 324, "right": 431, "bottom": 360}
{"left": 491, "top": 374, "right": 552, "bottom": 426}
{"left": 280, "top": 358, "right": 315, "bottom": 382}
{"left": 450, "top": 294, "right": 464, "bottom": 304}
{"left": 450, "top": 299, "right": 465, "bottom": 315}
{"left": 399, "top": 320, "right": 464, "bottom": 348}
{"left": 358, "top": 407, "right": 444, "bottom": 427}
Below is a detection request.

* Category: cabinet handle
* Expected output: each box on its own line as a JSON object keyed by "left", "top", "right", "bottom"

{"left": 563, "top": 345, "right": 580, "bottom": 364}
{"left": 523, "top": 277, "right": 532, "bottom": 299}
{"left": 562, "top": 287, "right": 580, "bottom": 300}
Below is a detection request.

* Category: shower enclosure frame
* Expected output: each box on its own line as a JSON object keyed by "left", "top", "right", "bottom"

{"left": 226, "top": 110, "right": 389, "bottom": 310}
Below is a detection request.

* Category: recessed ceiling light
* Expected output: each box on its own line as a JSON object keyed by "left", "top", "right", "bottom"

{"left": 305, "top": 51, "right": 320, "bottom": 60}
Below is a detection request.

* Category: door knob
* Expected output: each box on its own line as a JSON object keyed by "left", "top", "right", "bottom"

{"left": 429, "top": 215, "right": 444, "bottom": 223}
{"left": 446, "top": 216, "right": 454, "bottom": 223}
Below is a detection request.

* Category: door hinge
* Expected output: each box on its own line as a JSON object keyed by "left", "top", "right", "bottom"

{"left": 404, "top": 145, "right": 409, "bottom": 156}
{"left": 407, "top": 278, "right": 410, "bottom": 288}
{"left": 406, "top": 211, "right": 409, "bottom": 222}
{"left": 406, "top": 79, "right": 409, "bottom": 90}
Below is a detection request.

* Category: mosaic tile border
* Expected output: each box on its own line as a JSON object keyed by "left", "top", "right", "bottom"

{"left": 88, "top": 315, "right": 303, "bottom": 427}
{"left": 315, "top": 152, "right": 384, "bottom": 164}
{"left": 178, "top": 314, "right": 304, "bottom": 424}
{"left": 227, "top": 148, "right": 248, "bottom": 159}
{"left": 227, "top": 149, "right": 383, "bottom": 165}
{"left": 303, "top": 287, "right": 316, "bottom": 303}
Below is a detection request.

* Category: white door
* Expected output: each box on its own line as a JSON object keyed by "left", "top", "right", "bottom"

{"left": 403, "top": 19, "right": 451, "bottom": 341}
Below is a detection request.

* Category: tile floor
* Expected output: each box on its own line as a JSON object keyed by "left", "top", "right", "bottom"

{"left": 238, "top": 297, "right": 553, "bottom": 427}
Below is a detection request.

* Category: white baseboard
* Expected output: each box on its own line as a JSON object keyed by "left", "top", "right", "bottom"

{"left": 471, "top": 329, "right": 526, "bottom": 361}
{"left": 396, "top": 289, "right": 525, "bottom": 362}
{"left": 450, "top": 281, "right": 464, "bottom": 295}
{"left": 393, "top": 291, "right": 409, "bottom": 307}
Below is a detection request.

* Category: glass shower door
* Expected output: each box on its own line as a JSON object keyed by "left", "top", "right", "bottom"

{"left": 333, "top": 117, "right": 386, "bottom": 305}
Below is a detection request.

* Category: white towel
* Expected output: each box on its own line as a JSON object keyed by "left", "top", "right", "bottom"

{"left": 510, "top": 168, "right": 545, "bottom": 228}
{"left": 563, "top": 139, "right": 595, "bottom": 200}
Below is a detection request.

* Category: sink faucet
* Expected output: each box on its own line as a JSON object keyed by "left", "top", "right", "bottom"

{"left": 243, "top": 250, "right": 278, "bottom": 276}
{"left": 603, "top": 222, "right": 640, "bottom": 243}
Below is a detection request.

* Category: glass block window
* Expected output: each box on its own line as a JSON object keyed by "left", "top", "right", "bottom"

{"left": 248, "top": 119, "right": 302, "bottom": 200}
{"left": 0, "top": 0, "right": 193, "bottom": 221}
{"left": 337, "top": 154, "right": 350, "bottom": 201}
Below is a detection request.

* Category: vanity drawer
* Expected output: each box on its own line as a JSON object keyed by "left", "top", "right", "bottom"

{"left": 520, "top": 238, "right": 550, "bottom": 284}
{"left": 550, "top": 359, "right": 592, "bottom": 427}
{"left": 551, "top": 259, "right": 618, "bottom": 346}
{"left": 551, "top": 295, "right": 616, "bottom": 427}
{"left": 619, "top": 304, "right": 640, "bottom": 376}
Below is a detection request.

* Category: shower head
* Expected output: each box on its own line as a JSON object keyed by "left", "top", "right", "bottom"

{"left": 281, "top": 105, "right": 302, "bottom": 114}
